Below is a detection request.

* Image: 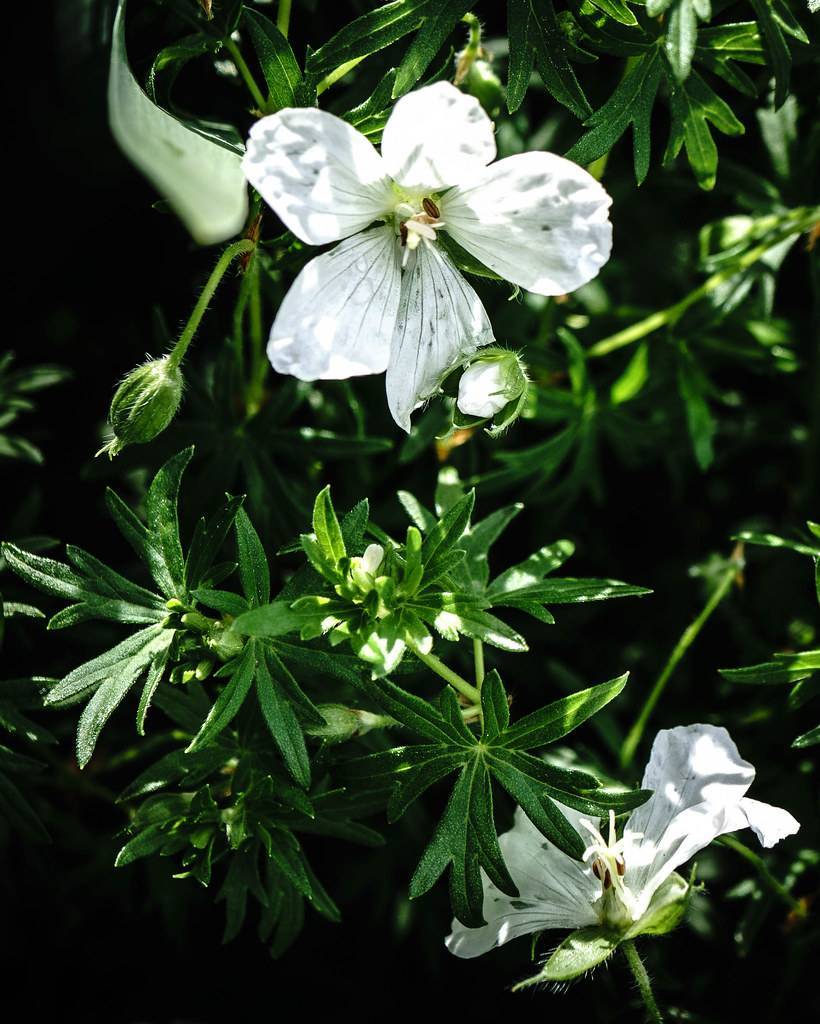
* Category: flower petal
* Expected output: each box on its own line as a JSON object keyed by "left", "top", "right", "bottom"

{"left": 441, "top": 152, "right": 613, "bottom": 295}
{"left": 446, "top": 806, "right": 600, "bottom": 959}
{"left": 381, "top": 82, "right": 496, "bottom": 194}
{"left": 243, "top": 108, "right": 394, "bottom": 244}
{"left": 386, "top": 243, "right": 494, "bottom": 431}
{"left": 732, "top": 797, "right": 800, "bottom": 849}
{"left": 623, "top": 725, "right": 759, "bottom": 915}
{"left": 268, "top": 225, "right": 401, "bottom": 380}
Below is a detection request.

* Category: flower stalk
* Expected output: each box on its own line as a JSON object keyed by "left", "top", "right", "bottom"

{"left": 588, "top": 207, "right": 820, "bottom": 359}
{"left": 717, "top": 834, "right": 807, "bottom": 918}
{"left": 167, "top": 238, "right": 256, "bottom": 373}
{"left": 407, "top": 642, "right": 481, "bottom": 705}
{"left": 620, "top": 545, "right": 743, "bottom": 769}
{"left": 622, "top": 940, "right": 664, "bottom": 1024}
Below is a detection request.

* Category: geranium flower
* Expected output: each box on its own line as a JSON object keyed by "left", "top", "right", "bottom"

{"left": 446, "top": 724, "right": 799, "bottom": 958}
{"left": 242, "top": 82, "right": 612, "bottom": 430}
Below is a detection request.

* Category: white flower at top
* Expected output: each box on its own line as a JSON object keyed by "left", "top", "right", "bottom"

{"left": 446, "top": 724, "right": 800, "bottom": 958}
{"left": 241, "top": 82, "right": 613, "bottom": 431}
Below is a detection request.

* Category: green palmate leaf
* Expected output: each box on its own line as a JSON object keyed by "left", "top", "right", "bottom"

{"left": 187, "top": 642, "right": 257, "bottom": 752}
{"left": 393, "top": 0, "right": 474, "bottom": 97}
{"left": 108, "top": 0, "right": 247, "bottom": 244}
{"left": 46, "top": 624, "right": 171, "bottom": 708}
{"left": 566, "top": 48, "right": 662, "bottom": 185}
{"left": 1, "top": 543, "right": 166, "bottom": 628}
{"left": 306, "top": 0, "right": 432, "bottom": 76}
{"left": 244, "top": 7, "right": 302, "bottom": 111}
{"left": 347, "top": 670, "right": 639, "bottom": 923}
{"left": 75, "top": 629, "right": 174, "bottom": 768}
{"left": 506, "top": 0, "right": 592, "bottom": 118}
{"left": 664, "top": 71, "right": 744, "bottom": 191}
{"left": 235, "top": 506, "right": 271, "bottom": 607}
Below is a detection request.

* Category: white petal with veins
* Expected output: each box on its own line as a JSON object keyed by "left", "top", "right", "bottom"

{"left": 381, "top": 82, "right": 496, "bottom": 194}
{"left": 446, "top": 806, "right": 600, "bottom": 958}
{"left": 242, "top": 108, "right": 394, "bottom": 245}
{"left": 622, "top": 724, "right": 797, "bottom": 917}
{"left": 268, "top": 225, "right": 401, "bottom": 380}
{"left": 386, "top": 242, "right": 494, "bottom": 431}
{"left": 441, "top": 152, "right": 613, "bottom": 295}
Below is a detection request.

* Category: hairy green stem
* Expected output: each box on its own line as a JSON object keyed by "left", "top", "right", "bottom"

{"left": 620, "top": 548, "right": 742, "bottom": 769}
{"left": 409, "top": 644, "right": 481, "bottom": 704}
{"left": 167, "top": 239, "right": 255, "bottom": 372}
{"left": 316, "top": 57, "right": 365, "bottom": 95}
{"left": 622, "top": 940, "right": 664, "bottom": 1023}
{"left": 718, "top": 834, "right": 806, "bottom": 917}
{"left": 588, "top": 210, "right": 819, "bottom": 359}
{"left": 224, "top": 37, "right": 267, "bottom": 110}
{"left": 277, "top": 0, "right": 292, "bottom": 36}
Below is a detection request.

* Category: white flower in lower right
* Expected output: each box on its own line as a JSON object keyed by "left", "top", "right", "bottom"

{"left": 446, "top": 724, "right": 799, "bottom": 959}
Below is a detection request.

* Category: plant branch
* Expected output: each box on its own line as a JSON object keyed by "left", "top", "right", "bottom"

{"left": 717, "top": 834, "right": 806, "bottom": 918}
{"left": 620, "top": 545, "right": 743, "bottom": 769}
{"left": 622, "top": 940, "right": 664, "bottom": 1023}
{"left": 408, "top": 643, "right": 481, "bottom": 704}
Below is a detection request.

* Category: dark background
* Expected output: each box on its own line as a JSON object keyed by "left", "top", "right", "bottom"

{"left": 3, "top": 2, "right": 818, "bottom": 1020}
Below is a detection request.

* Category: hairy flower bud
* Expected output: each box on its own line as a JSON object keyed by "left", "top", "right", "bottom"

{"left": 463, "top": 59, "right": 503, "bottom": 118}
{"left": 98, "top": 356, "right": 183, "bottom": 458}
{"left": 455, "top": 348, "right": 528, "bottom": 433}
{"left": 304, "top": 704, "right": 392, "bottom": 744}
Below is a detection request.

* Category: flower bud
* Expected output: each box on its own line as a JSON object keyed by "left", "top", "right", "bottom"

{"left": 98, "top": 356, "right": 183, "bottom": 458}
{"left": 304, "top": 704, "right": 364, "bottom": 744}
{"left": 464, "top": 59, "right": 503, "bottom": 118}
{"left": 456, "top": 349, "right": 528, "bottom": 428}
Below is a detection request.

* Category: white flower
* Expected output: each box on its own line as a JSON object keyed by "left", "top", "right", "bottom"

{"left": 457, "top": 352, "right": 526, "bottom": 418}
{"left": 446, "top": 724, "right": 799, "bottom": 958}
{"left": 241, "top": 82, "right": 612, "bottom": 431}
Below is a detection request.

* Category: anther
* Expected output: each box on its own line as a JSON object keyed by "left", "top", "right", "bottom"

{"left": 603, "top": 869, "right": 612, "bottom": 890}
{"left": 616, "top": 858, "right": 626, "bottom": 877}
{"left": 399, "top": 222, "right": 408, "bottom": 246}
{"left": 422, "top": 197, "right": 440, "bottom": 219}
{"left": 592, "top": 860, "right": 603, "bottom": 880}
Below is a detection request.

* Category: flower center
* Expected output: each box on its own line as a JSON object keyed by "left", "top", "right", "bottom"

{"left": 580, "top": 810, "right": 634, "bottom": 929}
{"left": 394, "top": 197, "right": 444, "bottom": 266}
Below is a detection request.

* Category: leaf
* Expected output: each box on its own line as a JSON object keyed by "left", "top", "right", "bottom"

{"left": 257, "top": 649, "right": 310, "bottom": 788}
{"left": 506, "top": 0, "right": 591, "bottom": 118}
{"left": 720, "top": 650, "right": 820, "bottom": 685}
{"left": 393, "top": 0, "right": 473, "bottom": 97}
{"left": 662, "top": 0, "right": 710, "bottom": 85}
{"left": 664, "top": 71, "right": 744, "bottom": 191}
{"left": 677, "top": 340, "right": 716, "bottom": 469}
{"left": 748, "top": 0, "right": 794, "bottom": 109}
{"left": 108, "top": 0, "right": 248, "bottom": 244}
{"left": 75, "top": 628, "right": 174, "bottom": 767}
{"left": 185, "top": 495, "right": 245, "bottom": 590}
{"left": 566, "top": 49, "right": 662, "bottom": 186}
{"left": 244, "top": 7, "right": 302, "bottom": 111}
{"left": 501, "top": 673, "right": 629, "bottom": 749}
{"left": 311, "top": 485, "right": 347, "bottom": 567}
{"left": 187, "top": 642, "right": 257, "bottom": 752}
{"left": 231, "top": 602, "right": 309, "bottom": 638}
{"left": 144, "top": 447, "right": 192, "bottom": 597}
{"left": 235, "top": 506, "right": 271, "bottom": 607}
{"left": 306, "top": 0, "right": 432, "bottom": 76}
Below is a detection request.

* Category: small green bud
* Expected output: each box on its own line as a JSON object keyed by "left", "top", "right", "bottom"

{"left": 452, "top": 348, "right": 529, "bottom": 436}
{"left": 180, "top": 611, "right": 213, "bottom": 633}
{"left": 305, "top": 704, "right": 394, "bottom": 744}
{"left": 98, "top": 356, "right": 183, "bottom": 458}
{"left": 205, "top": 623, "right": 245, "bottom": 662}
{"left": 194, "top": 659, "right": 213, "bottom": 681}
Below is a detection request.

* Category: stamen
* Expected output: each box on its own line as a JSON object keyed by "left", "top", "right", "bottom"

{"left": 592, "top": 860, "right": 603, "bottom": 880}
{"left": 603, "top": 868, "right": 612, "bottom": 890}
{"left": 423, "top": 197, "right": 440, "bottom": 219}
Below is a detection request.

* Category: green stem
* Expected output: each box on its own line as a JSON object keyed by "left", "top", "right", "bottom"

{"left": 246, "top": 254, "right": 267, "bottom": 413}
{"left": 717, "top": 834, "right": 806, "bottom": 917}
{"left": 408, "top": 643, "right": 481, "bottom": 704}
{"left": 588, "top": 210, "right": 818, "bottom": 359}
{"left": 620, "top": 548, "right": 742, "bottom": 769}
{"left": 622, "top": 940, "right": 664, "bottom": 1024}
{"left": 277, "top": 0, "right": 292, "bottom": 36}
{"left": 224, "top": 37, "right": 267, "bottom": 111}
{"left": 316, "top": 57, "right": 365, "bottom": 95}
{"left": 167, "top": 239, "right": 255, "bottom": 372}
{"left": 473, "top": 638, "right": 485, "bottom": 690}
